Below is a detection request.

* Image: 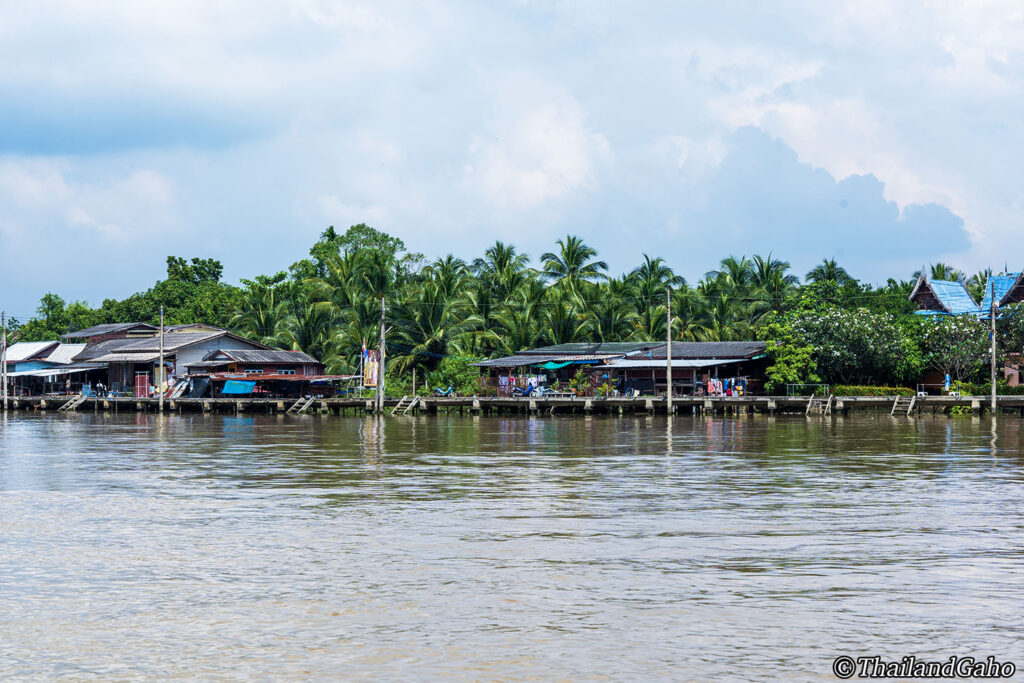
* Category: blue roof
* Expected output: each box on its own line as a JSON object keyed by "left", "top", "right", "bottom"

{"left": 979, "top": 273, "right": 1022, "bottom": 312}
{"left": 927, "top": 279, "right": 981, "bottom": 314}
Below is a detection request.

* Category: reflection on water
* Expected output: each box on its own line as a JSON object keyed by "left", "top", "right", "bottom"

{"left": 2, "top": 413, "right": 1023, "bottom": 679}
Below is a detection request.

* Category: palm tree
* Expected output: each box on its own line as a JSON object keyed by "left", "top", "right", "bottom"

{"left": 705, "top": 255, "right": 753, "bottom": 290}
{"left": 805, "top": 258, "right": 852, "bottom": 284}
{"left": 912, "top": 263, "right": 962, "bottom": 282}
{"left": 629, "top": 254, "right": 684, "bottom": 340}
{"left": 390, "top": 274, "right": 481, "bottom": 374}
{"left": 540, "top": 235, "right": 608, "bottom": 290}
{"left": 491, "top": 279, "right": 547, "bottom": 355}
{"left": 230, "top": 272, "right": 290, "bottom": 345}
{"left": 968, "top": 268, "right": 993, "bottom": 302}
{"left": 583, "top": 278, "right": 638, "bottom": 341}
{"left": 540, "top": 287, "right": 588, "bottom": 345}
{"left": 750, "top": 254, "right": 798, "bottom": 289}
{"left": 271, "top": 287, "right": 337, "bottom": 361}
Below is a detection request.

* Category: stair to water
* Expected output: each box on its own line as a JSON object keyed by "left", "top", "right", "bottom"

{"left": 806, "top": 394, "right": 833, "bottom": 416}
{"left": 286, "top": 396, "right": 316, "bottom": 415}
{"left": 891, "top": 395, "right": 916, "bottom": 416}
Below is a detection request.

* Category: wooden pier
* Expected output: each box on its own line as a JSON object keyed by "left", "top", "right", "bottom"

{"left": 4, "top": 394, "right": 1024, "bottom": 416}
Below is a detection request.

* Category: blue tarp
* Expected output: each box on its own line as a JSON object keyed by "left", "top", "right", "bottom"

{"left": 221, "top": 380, "right": 257, "bottom": 395}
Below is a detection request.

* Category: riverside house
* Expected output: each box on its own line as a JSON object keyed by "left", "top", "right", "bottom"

{"left": 474, "top": 341, "right": 768, "bottom": 396}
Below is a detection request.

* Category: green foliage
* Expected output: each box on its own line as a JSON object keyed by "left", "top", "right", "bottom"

{"left": 166, "top": 256, "right": 223, "bottom": 284}
{"left": 568, "top": 369, "right": 592, "bottom": 396}
{"left": 14, "top": 294, "right": 100, "bottom": 341}
{"left": 921, "top": 314, "right": 989, "bottom": 383}
{"left": 15, "top": 226, "right": 1018, "bottom": 401}
{"left": 757, "top": 314, "right": 820, "bottom": 393}
{"left": 831, "top": 385, "right": 915, "bottom": 396}
{"left": 424, "top": 357, "right": 480, "bottom": 396}
{"left": 788, "top": 306, "right": 921, "bottom": 385}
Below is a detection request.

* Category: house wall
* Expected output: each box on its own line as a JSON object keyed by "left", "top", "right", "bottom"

{"left": 172, "top": 337, "right": 267, "bottom": 379}
{"left": 234, "top": 362, "right": 322, "bottom": 375}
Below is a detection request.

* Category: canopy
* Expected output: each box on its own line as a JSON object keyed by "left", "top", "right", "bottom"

{"left": 538, "top": 361, "right": 574, "bottom": 370}
{"left": 6, "top": 365, "right": 103, "bottom": 378}
{"left": 221, "top": 380, "right": 256, "bottom": 395}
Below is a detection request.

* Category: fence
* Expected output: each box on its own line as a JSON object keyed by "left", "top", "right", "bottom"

{"left": 786, "top": 383, "right": 829, "bottom": 397}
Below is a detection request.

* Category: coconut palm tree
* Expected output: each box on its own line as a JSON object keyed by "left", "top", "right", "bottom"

{"left": 805, "top": 258, "right": 852, "bottom": 284}
{"left": 912, "top": 263, "right": 962, "bottom": 282}
{"left": 540, "top": 235, "right": 608, "bottom": 290}
{"left": 230, "top": 272, "right": 290, "bottom": 345}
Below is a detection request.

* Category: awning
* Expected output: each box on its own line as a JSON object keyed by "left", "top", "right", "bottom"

{"left": 221, "top": 380, "right": 257, "bottom": 395}
{"left": 88, "top": 352, "right": 161, "bottom": 363}
{"left": 6, "top": 365, "right": 105, "bottom": 378}
{"left": 538, "top": 361, "right": 574, "bottom": 370}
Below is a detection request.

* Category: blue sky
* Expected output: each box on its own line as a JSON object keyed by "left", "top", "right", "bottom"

{"left": 1, "top": 0, "right": 1020, "bottom": 317}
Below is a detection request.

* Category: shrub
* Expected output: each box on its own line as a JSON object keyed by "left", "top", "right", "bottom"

{"left": 831, "top": 385, "right": 914, "bottom": 397}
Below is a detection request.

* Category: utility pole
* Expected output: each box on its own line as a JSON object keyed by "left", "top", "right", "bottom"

{"left": 666, "top": 288, "right": 673, "bottom": 415}
{"left": 990, "top": 280, "right": 997, "bottom": 414}
{"left": 158, "top": 306, "right": 165, "bottom": 413}
{"left": 377, "top": 296, "right": 386, "bottom": 414}
{"left": 1, "top": 311, "right": 7, "bottom": 412}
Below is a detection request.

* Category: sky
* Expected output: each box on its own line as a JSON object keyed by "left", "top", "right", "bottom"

{"left": 1, "top": 0, "right": 1022, "bottom": 318}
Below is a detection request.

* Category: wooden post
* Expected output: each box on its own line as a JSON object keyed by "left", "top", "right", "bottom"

{"left": 1, "top": 311, "right": 7, "bottom": 412}
{"left": 991, "top": 280, "right": 997, "bottom": 415}
{"left": 377, "top": 296, "right": 386, "bottom": 414}
{"left": 158, "top": 306, "right": 165, "bottom": 413}
{"left": 666, "top": 288, "right": 673, "bottom": 415}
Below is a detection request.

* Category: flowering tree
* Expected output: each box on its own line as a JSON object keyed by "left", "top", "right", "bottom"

{"left": 921, "top": 314, "right": 990, "bottom": 383}
{"left": 790, "top": 307, "right": 922, "bottom": 384}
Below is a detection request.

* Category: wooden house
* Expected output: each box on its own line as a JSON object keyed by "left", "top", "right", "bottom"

{"left": 184, "top": 349, "right": 323, "bottom": 376}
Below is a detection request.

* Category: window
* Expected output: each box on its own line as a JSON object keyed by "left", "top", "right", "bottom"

{"left": 277, "top": 368, "right": 296, "bottom": 375}
{"left": 244, "top": 368, "right": 263, "bottom": 375}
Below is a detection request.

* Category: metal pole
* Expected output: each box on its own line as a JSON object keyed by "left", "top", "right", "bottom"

{"left": 159, "top": 306, "right": 165, "bottom": 413}
{"left": 991, "top": 280, "right": 997, "bottom": 414}
{"left": 1, "top": 311, "right": 7, "bottom": 412}
{"left": 377, "top": 296, "right": 386, "bottom": 414}
{"left": 666, "top": 288, "right": 673, "bottom": 415}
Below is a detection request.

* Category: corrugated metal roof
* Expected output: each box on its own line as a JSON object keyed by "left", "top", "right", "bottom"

{"left": 88, "top": 352, "right": 161, "bottom": 363}
{"left": 4, "top": 341, "right": 59, "bottom": 362}
{"left": 472, "top": 353, "right": 617, "bottom": 367}
{"left": 980, "top": 273, "right": 1023, "bottom": 311}
{"left": 629, "top": 342, "right": 767, "bottom": 360}
{"left": 604, "top": 359, "right": 732, "bottom": 369}
{"left": 7, "top": 363, "right": 106, "bottom": 378}
{"left": 520, "top": 342, "right": 659, "bottom": 355}
{"left": 929, "top": 279, "right": 981, "bottom": 314}
{"left": 61, "top": 322, "right": 156, "bottom": 339}
{"left": 204, "top": 349, "right": 320, "bottom": 364}
{"left": 44, "top": 343, "right": 86, "bottom": 364}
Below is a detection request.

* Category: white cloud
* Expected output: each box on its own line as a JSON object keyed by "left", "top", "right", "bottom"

{"left": 4, "top": 0, "right": 1024, "bottom": 311}
{"left": 464, "top": 89, "right": 611, "bottom": 210}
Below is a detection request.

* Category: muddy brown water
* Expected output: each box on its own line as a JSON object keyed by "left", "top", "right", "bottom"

{"left": 1, "top": 413, "right": 1022, "bottom": 680}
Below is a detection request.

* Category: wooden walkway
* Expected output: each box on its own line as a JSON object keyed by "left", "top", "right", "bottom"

{"left": 3, "top": 394, "right": 1023, "bottom": 416}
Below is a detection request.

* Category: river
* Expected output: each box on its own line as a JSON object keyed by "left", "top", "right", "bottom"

{"left": 2, "top": 413, "right": 1022, "bottom": 680}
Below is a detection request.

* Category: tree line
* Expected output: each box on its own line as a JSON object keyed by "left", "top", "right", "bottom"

{"left": 12, "top": 223, "right": 1024, "bottom": 391}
